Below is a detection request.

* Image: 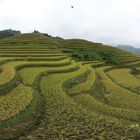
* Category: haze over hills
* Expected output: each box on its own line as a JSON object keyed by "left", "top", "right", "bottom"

{"left": 117, "top": 45, "right": 140, "bottom": 55}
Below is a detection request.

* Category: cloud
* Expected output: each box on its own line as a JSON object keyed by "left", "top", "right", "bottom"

{"left": 0, "top": 0, "right": 140, "bottom": 47}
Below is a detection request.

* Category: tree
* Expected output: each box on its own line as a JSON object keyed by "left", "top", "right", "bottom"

{"left": 33, "top": 30, "right": 40, "bottom": 33}
{"left": 0, "top": 29, "right": 21, "bottom": 39}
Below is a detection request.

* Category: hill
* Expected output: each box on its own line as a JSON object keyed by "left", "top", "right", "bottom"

{"left": 1, "top": 33, "right": 140, "bottom": 65}
{"left": 0, "top": 29, "right": 21, "bottom": 39}
{"left": 0, "top": 33, "right": 140, "bottom": 139}
{"left": 117, "top": 44, "right": 140, "bottom": 55}
{"left": 0, "top": 33, "right": 59, "bottom": 46}
{"left": 61, "top": 39, "right": 140, "bottom": 65}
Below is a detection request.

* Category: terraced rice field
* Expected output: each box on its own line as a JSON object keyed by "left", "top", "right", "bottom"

{"left": 106, "top": 68, "right": 140, "bottom": 92}
{"left": 0, "top": 42, "right": 140, "bottom": 139}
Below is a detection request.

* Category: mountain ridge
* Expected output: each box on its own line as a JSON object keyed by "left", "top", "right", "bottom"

{"left": 117, "top": 44, "right": 140, "bottom": 55}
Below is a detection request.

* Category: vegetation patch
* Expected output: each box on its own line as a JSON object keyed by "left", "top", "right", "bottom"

{"left": 63, "top": 48, "right": 119, "bottom": 65}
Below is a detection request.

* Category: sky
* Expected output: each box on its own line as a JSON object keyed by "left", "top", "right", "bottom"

{"left": 0, "top": 0, "right": 140, "bottom": 47}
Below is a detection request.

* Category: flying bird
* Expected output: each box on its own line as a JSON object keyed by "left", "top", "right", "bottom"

{"left": 71, "top": 6, "right": 74, "bottom": 9}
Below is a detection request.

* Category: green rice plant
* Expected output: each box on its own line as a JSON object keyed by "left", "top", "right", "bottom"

{"left": 135, "top": 75, "right": 140, "bottom": 79}
{"left": 15, "top": 58, "right": 71, "bottom": 67}
{"left": 81, "top": 60, "right": 105, "bottom": 66}
{"left": 106, "top": 68, "right": 140, "bottom": 90}
{"left": 134, "top": 67, "right": 140, "bottom": 71}
{"left": 123, "top": 60, "right": 140, "bottom": 67}
{"left": 0, "top": 57, "right": 22, "bottom": 63}
{"left": 132, "top": 67, "right": 140, "bottom": 79}
{"left": 119, "top": 58, "right": 140, "bottom": 64}
{"left": 0, "top": 48, "right": 59, "bottom": 51}
{"left": 117, "top": 55, "right": 138, "bottom": 58}
{"left": 0, "top": 48, "right": 60, "bottom": 51}
{"left": 81, "top": 60, "right": 99, "bottom": 65}
{"left": 0, "top": 57, "right": 28, "bottom": 66}
{"left": 0, "top": 84, "right": 33, "bottom": 121}
{"left": 0, "top": 56, "right": 68, "bottom": 65}
{"left": 0, "top": 53, "right": 65, "bottom": 57}
{"left": 25, "top": 56, "right": 68, "bottom": 61}
{"left": 0, "top": 51, "right": 61, "bottom": 54}
{"left": 117, "top": 57, "right": 139, "bottom": 61}
{"left": 96, "top": 67, "right": 140, "bottom": 111}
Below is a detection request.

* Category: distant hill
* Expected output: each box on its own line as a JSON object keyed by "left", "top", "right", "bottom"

{"left": 117, "top": 45, "right": 140, "bottom": 55}
{"left": 0, "top": 33, "right": 140, "bottom": 65}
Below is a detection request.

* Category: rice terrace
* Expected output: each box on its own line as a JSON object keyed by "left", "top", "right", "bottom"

{"left": 0, "top": 32, "right": 140, "bottom": 140}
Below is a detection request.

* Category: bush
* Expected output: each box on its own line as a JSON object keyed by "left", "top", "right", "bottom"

{"left": 71, "top": 48, "right": 101, "bottom": 61}
{"left": 66, "top": 48, "right": 119, "bottom": 65}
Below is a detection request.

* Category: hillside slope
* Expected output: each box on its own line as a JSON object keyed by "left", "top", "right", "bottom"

{"left": 1, "top": 33, "right": 140, "bottom": 65}
{"left": 0, "top": 33, "right": 59, "bottom": 46}
{"left": 61, "top": 39, "right": 140, "bottom": 65}
{"left": 0, "top": 33, "right": 140, "bottom": 139}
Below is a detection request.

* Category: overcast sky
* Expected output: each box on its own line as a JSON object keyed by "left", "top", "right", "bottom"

{"left": 0, "top": 0, "right": 140, "bottom": 47}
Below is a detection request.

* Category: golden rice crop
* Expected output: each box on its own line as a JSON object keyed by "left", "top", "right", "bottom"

{"left": 0, "top": 58, "right": 70, "bottom": 86}
{"left": 19, "top": 60, "right": 78, "bottom": 85}
{"left": 68, "top": 66, "right": 95, "bottom": 94}
{"left": 0, "top": 45, "right": 140, "bottom": 139}
{"left": 0, "top": 63, "right": 15, "bottom": 85}
{"left": 107, "top": 68, "right": 140, "bottom": 89}
{"left": 32, "top": 63, "right": 140, "bottom": 139}
{"left": 0, "top": 53, "right": 65, "bottom": 57}
{"left": 0, "top": 84, "right": 33, "bottom": 121}
{"left": 6, "top": 57, "right": 70, "bottom": 66}
{"left": 73, "top": 94, "right": 140, "bottom": 121}
{"left": 96, "top": 67, "right": 140, "bottom": 110}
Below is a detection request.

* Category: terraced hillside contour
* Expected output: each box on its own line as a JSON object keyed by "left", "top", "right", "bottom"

{"left": 0, "top": 33, "right": 140, "bottom": 140}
